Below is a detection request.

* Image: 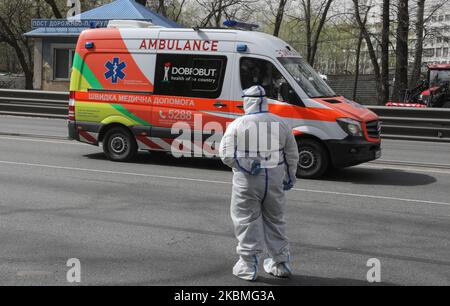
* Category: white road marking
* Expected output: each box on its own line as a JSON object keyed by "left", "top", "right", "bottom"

{"left": 0, "top": 136, "right": 85, "bottom": 146}
{"left": 372, "top": 159, "right": 450, "bottom": 168}
{"left": 0, "top": 160, "right": 449, "bottom": 207}
{"left": 17, "top": 271, "right": 53, "bottom": 277}
{"left": 291, "top": 187, "right": 450, "bottom": 206}
{"left": 360, "top": 164, "right": 450, "bottom": 175}
{"left": 0, "top": 160, "right": 230, "bottom": 185}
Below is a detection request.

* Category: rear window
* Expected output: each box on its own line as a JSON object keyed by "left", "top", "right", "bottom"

{"left": 154, "top": 54, "right": 227, "bottom": 98}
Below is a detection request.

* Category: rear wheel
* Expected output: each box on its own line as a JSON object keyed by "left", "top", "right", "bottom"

{"left": 103, "top": 127, "right": 137, "bottom": 162}
{"left": 296, "top": 138, "right": 329, "bottom": 179}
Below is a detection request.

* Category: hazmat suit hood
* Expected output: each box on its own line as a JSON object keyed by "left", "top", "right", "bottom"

{"left": 242, "top": 85, "right": 269, "bottom": 115}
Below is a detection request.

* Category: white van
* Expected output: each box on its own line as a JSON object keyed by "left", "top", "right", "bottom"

{"left": 68, "top": 20, "right": 381, "bottom": 178}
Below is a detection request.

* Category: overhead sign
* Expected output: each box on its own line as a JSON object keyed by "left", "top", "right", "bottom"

{"left": 31, "top": 19, "right": 110, "bottom": 29}
{"left": 31, "top": 19, "right": 151, "bottom": 29}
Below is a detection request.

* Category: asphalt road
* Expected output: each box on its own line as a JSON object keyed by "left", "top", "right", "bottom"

{"left": 0, "top": 116, "right": 449, "bottom": 286}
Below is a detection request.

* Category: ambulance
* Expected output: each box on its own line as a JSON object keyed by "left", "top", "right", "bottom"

{"left": 68, "top": 20, "right": 381, "bottom": 178}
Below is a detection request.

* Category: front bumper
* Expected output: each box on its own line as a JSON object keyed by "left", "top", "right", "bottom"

{"left": 324, "top": 137, "right": 381, "bottom": 168}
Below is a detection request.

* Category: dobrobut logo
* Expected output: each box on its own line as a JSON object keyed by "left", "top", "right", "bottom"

{"left": 105, "top": 57, "right": 126, "bottom": 83}
{"left": 163, "top": 62, "right": 172, "bottom": 83}
{"left": 171, "top": 66, "right": 217, "bottom": 77}
{"left": 162, "top": 62, "right": 218, "bottom": 83}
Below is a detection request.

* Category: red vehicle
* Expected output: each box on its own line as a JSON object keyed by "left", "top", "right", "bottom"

{"left": 386, "top": 64, "right": 450, "bottom": 108}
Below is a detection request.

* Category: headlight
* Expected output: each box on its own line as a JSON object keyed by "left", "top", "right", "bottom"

{"left": 337, "top": 118, "right": 363, "bottom": 136}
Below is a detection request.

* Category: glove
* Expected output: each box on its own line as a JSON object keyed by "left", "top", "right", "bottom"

{"left": 283, "top": 180, "right": 294, "bottom": 191}
{"left": 250, "top": 160, "right": 262, "bottom": 175}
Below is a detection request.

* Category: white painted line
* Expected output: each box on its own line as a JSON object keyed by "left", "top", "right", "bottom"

{"left": 291, "top": 187, "right": 450, "bottom": 206}
{"left": 0, "top": 160, "right": 449, "bottom": 207}
{"left": 17, "top": 270, "right": 53, "bottom": 277}
{"left": 360, "top": 163, "right": 450, "bottom": 175}
{"left": 373, "top": 159, "right": 450, "bottom": 168}
{"left": 0, "top": 136, "right": 85, "bottom": 146}
{"left": 0, "top": 160, "right": 230, "bottom": 185}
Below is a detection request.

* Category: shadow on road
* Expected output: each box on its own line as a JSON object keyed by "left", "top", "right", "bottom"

{"left": 322, "top": 167, "right": 436, "bottom": 187}
{"left": 85, "top": 152, "right": 436, "bottom": 187}
{"left": 84, "top": 151, "right": 230, "bottom": 172}
{"left": 256, "top": 274, "right": 396, "bottom": 286}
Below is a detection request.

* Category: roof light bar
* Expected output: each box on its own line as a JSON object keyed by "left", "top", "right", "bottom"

{"left": 223, "top": 20, "right": 259, "bottom": 31}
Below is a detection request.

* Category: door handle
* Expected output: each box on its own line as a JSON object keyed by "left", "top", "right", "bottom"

{"left": 236, "top": 104, "right": 244, "bottom": 109}
{"left": 213, "top": 101, "right": 227, "bottom": 108}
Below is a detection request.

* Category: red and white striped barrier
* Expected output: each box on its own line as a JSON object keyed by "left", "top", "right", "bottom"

{"left": 385, "top": 102, "right": 428, "bottom": 108}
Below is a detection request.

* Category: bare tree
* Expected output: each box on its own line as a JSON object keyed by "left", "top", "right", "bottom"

{"left": 353, "top": 0, "right": 384, "bottom": 104}
{"left": 294, "top": 0, "right": 334, "bottom": 66}
{"left": 195, "top": 0, "right": 252, "bottom": 28}
{"left": 157, "top": 0, "right": 168, "bottom": 17}
{"left": 409, "top": 0, "right": 449, "bottom": 87}
{"left": 353, "top": 4, "right": 370, "bottom": 100}
{"left": 409, "top": 0, "right": 425, "bottom": 87}
{"left": 381, "top": 0, "right": 390, "bottom": 103}
{"left": 392, "top": 0, "right": 409, "bottom": 101}
{"left": 44, "top": 0, "right": 63, "bottom": 19}
{"left": 167, "top": 0, "right": 187, "bottom": 22}
{"left": 0, "top": 0, "right": 36, "bottom": 89}
{"left": 146, "top": 0, "right": 190, "bottom": 21}
{"left": 273, "top": 0, "right": 288, "bottom": 37}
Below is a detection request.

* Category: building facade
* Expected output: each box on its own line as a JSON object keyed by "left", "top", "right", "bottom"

{"left": 422, "top": 0, "right": 450, "bottom": 65}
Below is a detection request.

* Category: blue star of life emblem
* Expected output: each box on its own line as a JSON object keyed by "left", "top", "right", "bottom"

{"left": 105, "top": 57, "right": 126, "bottom": 83}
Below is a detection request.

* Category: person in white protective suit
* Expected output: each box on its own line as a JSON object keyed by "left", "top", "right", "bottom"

{"left": 219, "top": 85, "right": 299, "bottom": 281}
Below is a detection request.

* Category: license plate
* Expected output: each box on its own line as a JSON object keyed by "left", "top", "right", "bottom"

{"left": 375, "top": 150, "right": 381, "bottom": 159}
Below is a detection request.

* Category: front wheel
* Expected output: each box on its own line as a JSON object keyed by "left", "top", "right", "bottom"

{"left": 103, "top": 127, "right": 137, "bottom": 162}
{"left": 296, "top": 139, "right": 329, "bottom": 179}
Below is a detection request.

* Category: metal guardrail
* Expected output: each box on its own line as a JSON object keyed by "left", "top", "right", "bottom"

{"left": 368, "top": 106, "right": 450, "bottom": 142}
{"left": 0, "top": 89, "right": 68, "bottom": 119}
{"left": 0, "top": 89, "right": 450, "bottom": 142}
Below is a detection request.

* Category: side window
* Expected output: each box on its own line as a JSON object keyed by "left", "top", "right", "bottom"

{"left": 240, "top": 57, "right": 301, "bottom": 105}
{"left": 154, "top": 54, "right": 227, "bottom": 98}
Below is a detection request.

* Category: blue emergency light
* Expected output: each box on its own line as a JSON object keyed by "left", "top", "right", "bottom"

{"left": 85, "top": 42, "right": 94, "bottom": 49}
{"left": 223, "top": 20, "right": 259, "bottom": 31}
{"left": 236, "top": 44, "right": 248, "bottom": 52}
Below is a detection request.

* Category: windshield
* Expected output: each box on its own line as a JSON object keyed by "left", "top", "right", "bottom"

{"left": 429, "top": 70, "right": 450, "bottom": 87}
{"left": 278, "top": 57, "right": 336, "bottom": 98}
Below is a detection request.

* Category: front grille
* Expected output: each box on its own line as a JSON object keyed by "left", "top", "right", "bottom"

{"left": 365, "top": 120, "right": 381, "bottom": 139}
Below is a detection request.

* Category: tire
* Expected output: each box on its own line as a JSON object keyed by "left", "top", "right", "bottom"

{"left": 103, "top": 127, "right": 137, "bottom": 162}
{"left": 296, "top": 138, "right": 329, "bottom": 179}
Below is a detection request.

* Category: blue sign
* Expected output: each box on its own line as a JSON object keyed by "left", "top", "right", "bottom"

{"left": 105, "top": 58, "right": 126, "bottom": 84}
{"left": 32, "top": 19, "right": 112, "bottom": 29}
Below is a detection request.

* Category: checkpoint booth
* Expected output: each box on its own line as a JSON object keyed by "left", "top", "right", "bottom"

{"left": 25, "top": 0, "right": 182, "bottom": 91}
